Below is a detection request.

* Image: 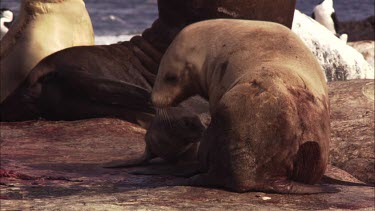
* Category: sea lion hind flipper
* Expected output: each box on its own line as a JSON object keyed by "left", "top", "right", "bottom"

{"left": 258, "top": 180, "right": 340, "bottom": 194}
{"left": 188, "top": 174, "right": 340, "bottom": 194}
{"left": 56, "top": 67, "right": 155, "bottom": 113}
{"left": 321, "top": 175, "right": 373, "bottom": 187}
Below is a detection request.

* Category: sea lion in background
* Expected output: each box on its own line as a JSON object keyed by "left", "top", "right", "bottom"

{"left": 104, "top": 107, "right": 206, "bottom": 169}
{"left": 1, "top": 0, "right": 296, "bottom": 125}
{"left": 1, "top": 8, "right": 14, "bottom": 39}
{"left": 0, "top": 0, "right": 94, "bottom": 103}
{"left": 151, "top": 19, "right": 336, "bottom": 194}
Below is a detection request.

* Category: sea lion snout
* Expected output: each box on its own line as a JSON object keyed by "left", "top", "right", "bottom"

{"left": 151, "top": 77, "right": 187, "bottom": 108}
{"left": 151, "top": 91, "right": 171, "bottom": 108}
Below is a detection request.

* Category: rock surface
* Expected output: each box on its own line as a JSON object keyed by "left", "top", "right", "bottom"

{"left": 348, "top": 40, "right": 375, "bottom": 68}
{"left": 292, "top": 10, "right": 374, "bottom": 81}
{"left": 0, "top": 119, "right": 374, "bottom": 210}
{"left": 329, "top": 79, "right": 374, "bottom": 184}
{"left": 0, "top": 80, "right": 374, "bottom": 210}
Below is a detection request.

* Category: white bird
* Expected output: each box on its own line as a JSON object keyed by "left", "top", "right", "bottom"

{"left": 1, "top": 8, "right": 14, "bottom": 39}
{"left": 312, "top": 0, "right": 348, "bottom": 43}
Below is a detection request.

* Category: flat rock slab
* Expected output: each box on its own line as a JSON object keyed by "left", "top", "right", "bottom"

{"left": 1, "top": 81, "right": 374, "bottom": 210}
{"left": 329, "top": 79, "right": 374, "bottom": 184}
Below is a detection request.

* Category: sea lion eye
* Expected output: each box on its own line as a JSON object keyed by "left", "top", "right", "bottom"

{"left": 164, "top": 73, "right": 178, "bottom": 83}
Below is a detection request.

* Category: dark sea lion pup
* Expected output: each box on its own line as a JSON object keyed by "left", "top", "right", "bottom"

{"left": 104, "top": 107, "right": 206, "bottom": 169}
{"left": 151, "top": 19, "right": 338, "bottom": 194}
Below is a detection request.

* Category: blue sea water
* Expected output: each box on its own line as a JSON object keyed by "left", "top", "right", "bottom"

{"left": 1, "top": 0, "right": 374, "bottom": 43}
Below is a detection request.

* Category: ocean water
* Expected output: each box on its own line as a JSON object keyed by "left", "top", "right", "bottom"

{"left": 1, "top": 0, "right": 374, "bottom": 44}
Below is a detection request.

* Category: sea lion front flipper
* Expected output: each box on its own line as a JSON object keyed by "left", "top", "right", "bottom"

{"left": 54, "top": 67, "right": 155, "bottom": 114}
{"left": 102, "top": 157, "right": 150, "bottom": 168}
{"left": 103, "top": 145, "right": 156, "bottom": 168}
{"left": 130, "top": 162, "right": 200, "bottom": 177}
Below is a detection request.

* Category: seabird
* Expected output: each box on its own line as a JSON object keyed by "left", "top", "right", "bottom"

{"left": 312, "top": 0, "right": 348, "bottom": 42}
{"left": 1, "top": 8, "right": 14, "bottom": 39}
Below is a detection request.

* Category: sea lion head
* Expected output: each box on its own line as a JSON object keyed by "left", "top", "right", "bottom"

{"left": 147, "top": 107, "right": 206, "bottom": 161}
{"left": 152, "top": 27, "right": 206, "bottom": 108}
{"left": 151, "top": 107, "right": 206, "bottom": 143}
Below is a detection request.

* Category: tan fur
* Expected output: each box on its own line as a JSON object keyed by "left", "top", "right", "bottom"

{"left": 152, "top": 19, "right": 333, "bottom": 193}
{"left": 0, "top": 0, "right": 94, "bottom": 102}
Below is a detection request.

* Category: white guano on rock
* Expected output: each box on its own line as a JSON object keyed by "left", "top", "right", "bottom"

{"left": 292, "top": 10, "right": 374, "bottom": 81}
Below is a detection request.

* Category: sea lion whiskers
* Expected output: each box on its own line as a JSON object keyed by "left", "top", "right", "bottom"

{"left": 156, "top": 108, "right": 164, "bottom": 123}
{"left": 156, "top": 108, "right": 172, "bottom": 128}
{"left": 164, "top": 108, "right": 173, "bottom": 128}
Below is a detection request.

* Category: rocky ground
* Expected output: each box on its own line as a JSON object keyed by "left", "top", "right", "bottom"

{"left": 0, "top": 80, "right": 374, "bottom": 210}
{"left": 348, "top": 40, "right": 374, "bottom": 68}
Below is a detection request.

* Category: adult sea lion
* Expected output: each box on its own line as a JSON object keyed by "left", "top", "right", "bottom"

{"left": 0, "top": 0, "right": 94, "bottom": 103}
{"left": 1, "top": 0, "right": 296, "bottom": 125}
{"left": 151, "top": 19, "right": 336, "bottom": 194}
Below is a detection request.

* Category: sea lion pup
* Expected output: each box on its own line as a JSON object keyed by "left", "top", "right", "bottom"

{"left": 104, "top": 107, "right": 206, "bottom": 169}
{"left": 0, "top": 0, "right": 94, "bottom": 103}
{"left": 152, "top": 19, "right": 337, "bottom": 194}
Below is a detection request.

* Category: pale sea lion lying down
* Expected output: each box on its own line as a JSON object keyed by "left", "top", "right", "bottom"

{"left": 0, "top": 0, "right": 94, "bottom": 104}
{"left": 151, "top": 19, "right": 337, "bottom": 194}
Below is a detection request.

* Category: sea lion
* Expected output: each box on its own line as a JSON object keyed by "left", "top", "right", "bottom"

{"left": 0, "top": 0, "right": 94, "bottom": 103}
{"left": 1, "top": 0, "right": 297, "bottom": 125}
{"left": 104, "top": 107, "right": 206, "bottom": 169}
{"left": 151, "top": 19, "right": 336, "bottom": 194}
